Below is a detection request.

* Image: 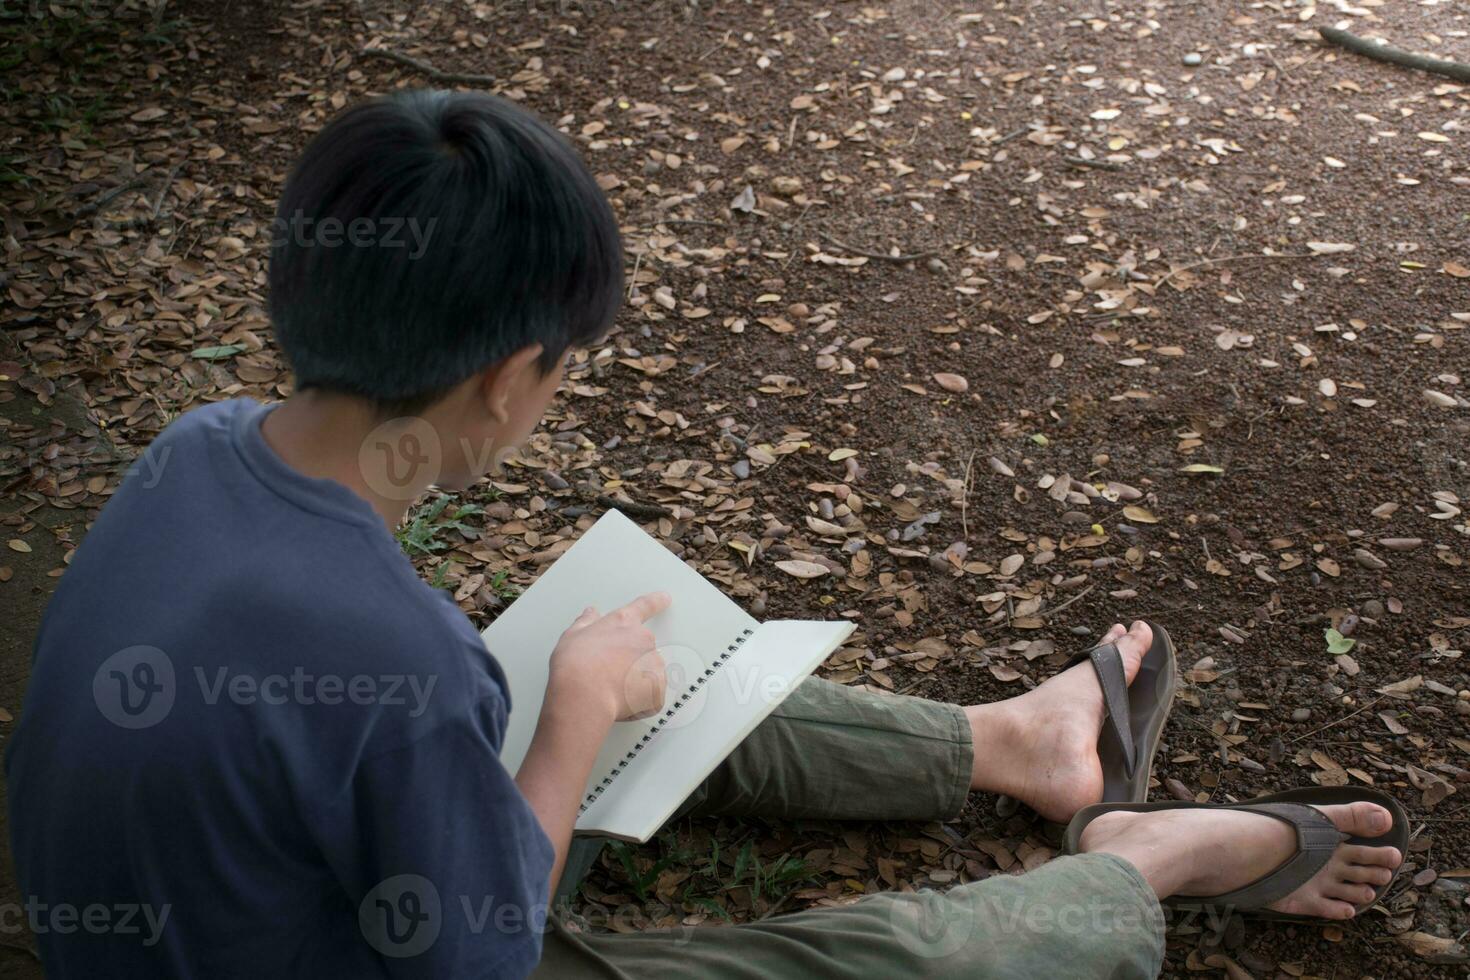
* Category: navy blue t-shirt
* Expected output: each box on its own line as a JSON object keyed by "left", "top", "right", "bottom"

{"left": 5, "top": 398, "right": 554, "bottom": 978}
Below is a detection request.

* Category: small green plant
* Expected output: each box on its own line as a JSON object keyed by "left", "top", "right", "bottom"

{"left": 607, "top": 841, "right": 682, "bottom": 902}
{"left": 396, "top": 495, "right": 483, "bottom": 556}
{"left": 606, "top": 831, "right": 812, "bottom": 916}
{"left": 487, "top": 568, "right": 519, "bottom": 601}
{"left": 428, "top": 560, "right": 454, "bottom": 591}
{"left": 726, "top": 840, "right": 810, "bottom": 905}
{"left": 1324, "top": 627, "right": 1356, "bottom": 655}
{"left": 0, "top": 155, "right": 27, "bottom": 185}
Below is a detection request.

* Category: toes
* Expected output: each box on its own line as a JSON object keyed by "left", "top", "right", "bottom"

{"left": 1324, "top": 879, "right": 1378, "bottom": 906}
{"left": 1340, "top": 843, "right": 1403, "bottom": 868}
{"left": 1342, "top": 864, "right": 1395, "bottom": 887}
{"left": 1276, "top": 893, "right": 1359, "bottom": 920}
{"left": 1321, "top": 801, "right": 1393, "bottom": 839}
{"left": 1110, "top": 620, "right": 1153, "bottom": 684}
{"left": 1100, "top": 623, "right": 1127, "bottom": 644}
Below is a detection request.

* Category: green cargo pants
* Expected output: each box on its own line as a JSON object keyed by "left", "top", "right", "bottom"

{"left": 533, "top": 678, "right": 1166, "bottom": 979}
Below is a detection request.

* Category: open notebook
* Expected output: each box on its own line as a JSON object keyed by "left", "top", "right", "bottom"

{"left": 483, "top": 509, "right": 854, "bottom": 842}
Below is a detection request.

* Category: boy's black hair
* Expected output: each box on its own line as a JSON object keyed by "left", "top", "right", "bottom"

{"left": 267, "top": 89, "right": 623, "bottom": 417}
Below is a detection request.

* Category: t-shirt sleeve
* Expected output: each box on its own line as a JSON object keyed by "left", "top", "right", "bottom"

{"left": 321, "top": 692, "right": 556, "bottom": 979}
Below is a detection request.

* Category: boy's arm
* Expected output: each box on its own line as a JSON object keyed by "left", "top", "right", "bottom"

{"left": 513, "top": 689, "right": 614, "bottom": 890}
{"left": 514, "top": 593, "right": 670, "bottom": 893}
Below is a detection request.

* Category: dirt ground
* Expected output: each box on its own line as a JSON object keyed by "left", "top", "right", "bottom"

{"left": 2, "top": 0, "right": 1468, "bottom": 977}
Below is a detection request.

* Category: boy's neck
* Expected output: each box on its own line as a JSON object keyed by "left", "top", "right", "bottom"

{"left": 259, "top": 391, "right": 429, "bottom": 530}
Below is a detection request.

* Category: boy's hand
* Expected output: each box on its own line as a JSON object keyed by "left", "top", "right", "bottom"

{"left": 547, "top": 592, "right": 671, "bottom": 723}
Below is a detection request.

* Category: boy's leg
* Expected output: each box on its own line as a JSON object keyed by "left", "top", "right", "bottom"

{"left": 535, "top": 852, "right": 1165, "bottom": 980}
{"left": 550, "top": 677, "right": 967, "bottom": 902}
{"left": 677, "top": 675, "right": 972, "bottom": 821}
{"left": 681, "top": 620, "right": 1157, "bottom": 823}
{"left": 554, "top": 621, "right": 1156, "bottom": 897}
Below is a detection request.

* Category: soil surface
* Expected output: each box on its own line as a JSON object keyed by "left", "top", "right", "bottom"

{"left": 2, "top": 1, "right": 1468, "bottom": 977}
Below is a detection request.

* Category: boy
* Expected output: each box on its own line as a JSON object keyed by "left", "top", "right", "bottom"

{"left": 6, "top": 91, "right": 1402, "bottom": 979}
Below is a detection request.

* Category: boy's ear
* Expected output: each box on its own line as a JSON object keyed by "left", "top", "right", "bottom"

{"left": 480, "top": 343, "right": 545, "bottom": 424}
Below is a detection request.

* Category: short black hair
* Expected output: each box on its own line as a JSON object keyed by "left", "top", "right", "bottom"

{"left": 267, "top": 89, "right": 623, "bottom": 416}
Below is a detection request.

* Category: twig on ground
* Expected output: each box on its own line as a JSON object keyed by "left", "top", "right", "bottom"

{"left": 1289, "top": 695, "right": 1385, "bottom": 744}
{"left": 781, "top": 202, "right": 815, "bottom": 269}
{"left": 818, "top": 232, "right": 936, "bottom": 263}
{"left": 1063, "top": 156, "right": 1123, "bottom": 172}
{"left": 894, "top": 675, "right": 934, "bottom": 697}
{"left": 0, "top": 938, "right": 39, "bottom": 962}
{"left": 1319, "top": 27, "right": 1470, "bottom": 83}
{"left": 70, "top": 175, "right": 149, "bottom": 224}
{"left": 594, "top": 494, "right": 672, "bottom": 520}
{"left": 960, "top": 449, "right": 976, "bottom": 542}
{"left": 1041, "top": 584, "right": 1096, "bottom": 621}
{"left": 656, "top": 218, "right": 726, "bottom": 228}
{"left": 359, "top": 47, "right": 499, "bottom": 85}
{"left": 103, "top": 163, "right": 181, "bottom": 231}
{"left": 1157, "top": 251, "right": 1316, "bottom": 289}
{"left": 626, "top": 250, "right": 643, "bottom": 302}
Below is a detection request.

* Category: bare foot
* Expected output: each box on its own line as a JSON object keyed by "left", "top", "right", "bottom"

{"left": 966, "top": 621, "right": 1152, "bottom": 821}
{"left": 1080, "top": 800, "right": 1403, "bottom": 918}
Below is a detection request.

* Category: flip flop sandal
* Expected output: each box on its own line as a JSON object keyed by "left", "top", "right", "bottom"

{"left": 1062, "top": 620, "right": 1178, "bottom": 804}
{"left": 1060, "top": 786, "right": 1410, "bottom": 920}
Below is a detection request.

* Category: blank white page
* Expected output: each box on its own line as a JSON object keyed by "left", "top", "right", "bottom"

{"left": 484, "top": 509, "right": 757, "bottom": 775}
{"left": 579, "top": 618, "right": 855, "bottom": 841}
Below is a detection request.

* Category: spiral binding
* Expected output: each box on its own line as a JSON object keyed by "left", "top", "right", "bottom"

{"left": 579, "top": 627, "right": 755, "bottom": 815}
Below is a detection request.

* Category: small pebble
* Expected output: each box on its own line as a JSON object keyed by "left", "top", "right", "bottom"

{"left": 732, "top": 459, "right": 751, "bottom": 479}
{"left": 1183, "top": 52, "right": 1203, "bottom": 67}
{"left": 1291, "top": 708, "right": 1312, "bottom": 722}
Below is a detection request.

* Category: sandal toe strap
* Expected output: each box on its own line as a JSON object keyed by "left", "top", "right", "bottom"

{"left": 1199, "top": 803, "right": 1344, "bottom": 909}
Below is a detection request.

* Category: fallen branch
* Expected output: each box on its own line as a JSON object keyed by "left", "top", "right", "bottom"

{"left": 818, "top": 231, "right": 936, "bottom": 263}
{"left": 359, "top": 47, "right": 499, "bottom": 86}
{"left": 1157, "top": 251, "right": 1316, "bottom": 289}
{"left": 1319, "top": 27, "right": 1470, "bottom": 84}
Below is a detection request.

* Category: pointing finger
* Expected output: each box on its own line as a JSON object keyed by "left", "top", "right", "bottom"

{"left": 617, "top": 591, "right": 673, "bottom": 624}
